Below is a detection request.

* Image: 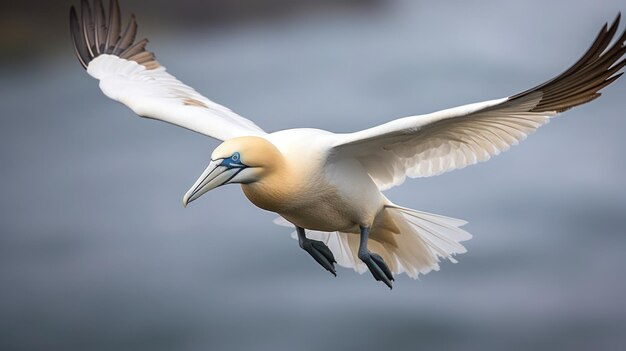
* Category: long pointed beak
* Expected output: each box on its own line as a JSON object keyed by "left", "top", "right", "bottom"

{"left": 182, "top": 160, "right": 241, "bottom": 207}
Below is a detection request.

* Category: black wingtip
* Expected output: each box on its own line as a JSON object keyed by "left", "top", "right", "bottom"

{"left": 609, "top": 13, "right": 621, "bottom": 34}
{"left": 510, "top": 15, "right": 626, "bottom": 113}
{"left": 70, "top": 5, "right": 89, "bottom": 69}
{"left": 93, "top": 0, "right": 106, "bottom": 54}
{"left": 105, "top": 0, "right": 121, "bottom": 50}
{"left": 69, "top": 5, "right": 78, "bottom": 25}
{"left": 69, "top": 0, "right": 157, "bottom": 70}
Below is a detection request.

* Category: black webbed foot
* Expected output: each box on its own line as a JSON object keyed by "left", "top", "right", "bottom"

{"left": 359, "top": 250, "right": 394, "bottom": 289}
{"left": 300, "top": 238, "right": 337, "bottom": 276}
{"left": 297, "top": 227, "right": 336, "bottom": 276}
{"left": 358, "top": 226, "right": 394, "bottom": 289}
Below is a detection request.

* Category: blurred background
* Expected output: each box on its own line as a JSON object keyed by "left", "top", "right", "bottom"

{"left": 1, "top": 0, "right": 625, "bottom": 350}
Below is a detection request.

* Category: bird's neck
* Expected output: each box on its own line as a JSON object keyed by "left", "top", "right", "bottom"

{"left": 240, "top": 155, "right": 298, "bottom": 213}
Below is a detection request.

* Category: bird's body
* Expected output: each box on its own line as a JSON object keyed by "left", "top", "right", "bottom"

{"left": 246, "top": 129, "right": 383, "bottom": 233}
{"left": 207, "top": 130, "right": 471, "bottom": 282}
{"left": 70, "top": 0, "right": 626, "bottom": 288}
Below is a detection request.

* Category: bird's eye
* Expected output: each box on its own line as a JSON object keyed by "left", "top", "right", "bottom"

{"left": 232, "top": 152, "right": 240, "bottom": 162}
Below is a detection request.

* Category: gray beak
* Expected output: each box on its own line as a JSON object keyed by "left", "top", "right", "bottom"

{"left": 182, "top": 160, "right": 243, "bottom": 207}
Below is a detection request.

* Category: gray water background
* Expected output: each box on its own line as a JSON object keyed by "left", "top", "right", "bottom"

{"left": 1, "top": 0, "right": 625, "bottom": 350}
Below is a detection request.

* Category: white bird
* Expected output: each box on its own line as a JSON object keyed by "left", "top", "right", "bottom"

{"left": 70, "top": 0, "right": 625, "bottom": 288}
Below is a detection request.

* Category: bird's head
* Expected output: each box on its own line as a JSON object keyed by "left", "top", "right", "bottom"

{"left": 183, "top": 136, "right": 281, "bottom": 207}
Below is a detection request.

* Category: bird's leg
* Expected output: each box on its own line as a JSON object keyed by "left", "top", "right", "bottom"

{"left": 358, "top": 226, "right": 394, "bottom": 289}
{"left": 297, "top": 226, "right": 337, "bottom": 276}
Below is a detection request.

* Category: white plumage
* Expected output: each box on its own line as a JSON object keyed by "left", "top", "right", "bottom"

{"left": 88, "top": 54, "right": 266, "bottom": 140}
{"left": 70, "top": 0, "right": 626, "bottom": 288}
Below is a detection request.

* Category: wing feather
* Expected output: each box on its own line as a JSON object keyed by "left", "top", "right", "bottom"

{"left": 70, "top": 0, "right": 265, "bottom": 141}
{"left": 112, "top": 14, "right": 136, "bottom": 55}
{"left": 93, "top": 0, "right": 106, "bottom": 54}
{"left": 332, "top": 16, "right": 625, "bottom": 190}
{"left": 104, "top": 0, "right": 121, "bottom": 50}
{"left": 79, "top": 0, "right": 96, "bottom": 58}
{"left": 69, "top": 7, "right": 90, "bottom": 69}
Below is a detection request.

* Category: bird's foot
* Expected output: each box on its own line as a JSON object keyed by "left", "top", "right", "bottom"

{"left": 359, "top": 251, "right": 394, "bottom": 289}
{"left": 299, "top": 238, "right": 337, "bottom": 276}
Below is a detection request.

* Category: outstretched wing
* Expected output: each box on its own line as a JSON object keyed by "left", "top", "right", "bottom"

{"left": 331, "top": 14, "right": 626, "bottom": 190}
{"left": 70, "top": 0, "right": 266, "bottom": 141}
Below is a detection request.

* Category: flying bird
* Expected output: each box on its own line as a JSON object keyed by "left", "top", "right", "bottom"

{"left": 70, "top": 0, "right": 626, "bottom": 288}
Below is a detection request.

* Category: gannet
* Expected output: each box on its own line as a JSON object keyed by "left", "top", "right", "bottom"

{"left": 70, "top": 0, "right": 626, "bottom": 288}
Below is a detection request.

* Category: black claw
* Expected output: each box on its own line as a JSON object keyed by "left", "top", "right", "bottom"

{"left": 371, "top": 253, "right": 394, "bottom": 282}
{"left": 301, "top": 239, "right": 337, "bottom": 277}
{"left": 311, "top": 249, "right": 336, "bottom": 276}
{"left": 358, "top": 226, "right": 393, "bottom": 289}
{"left": 362, "top": 252, "right": 394, "bottom": 289}
{"left": 311, "top": 241, "right": 336, "bottom": 263}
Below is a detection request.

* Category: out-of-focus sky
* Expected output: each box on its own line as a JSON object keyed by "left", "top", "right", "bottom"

{"left": 1, "top": 1, "right": 625, "bottom": 350}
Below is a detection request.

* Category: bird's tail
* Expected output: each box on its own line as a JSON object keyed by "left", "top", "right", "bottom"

{"left": 274, "top": 206, "right": 471, "bottom": 279}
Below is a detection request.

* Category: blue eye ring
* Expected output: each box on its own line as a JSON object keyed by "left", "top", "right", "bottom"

{"left": 231, "top": 152, "right": 240, "bottom": 162}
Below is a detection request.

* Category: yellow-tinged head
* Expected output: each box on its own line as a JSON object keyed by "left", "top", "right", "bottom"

{"left": 182, "top": 136, "right": 283, "bottom": 207}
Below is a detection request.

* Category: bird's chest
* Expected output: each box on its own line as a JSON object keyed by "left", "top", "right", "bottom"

{"left": 240, "top": 168, "right": 375, "bottom": 232}
{"left": 240, "top": 180, "right": 296, "bottom": 214}
{"left": 241, "top": 173, "right": 333, "bottom": 213}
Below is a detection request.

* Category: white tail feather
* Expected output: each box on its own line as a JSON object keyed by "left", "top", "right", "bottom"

{"left": 274, "top": 207, "right": 471, "bottom": 279}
